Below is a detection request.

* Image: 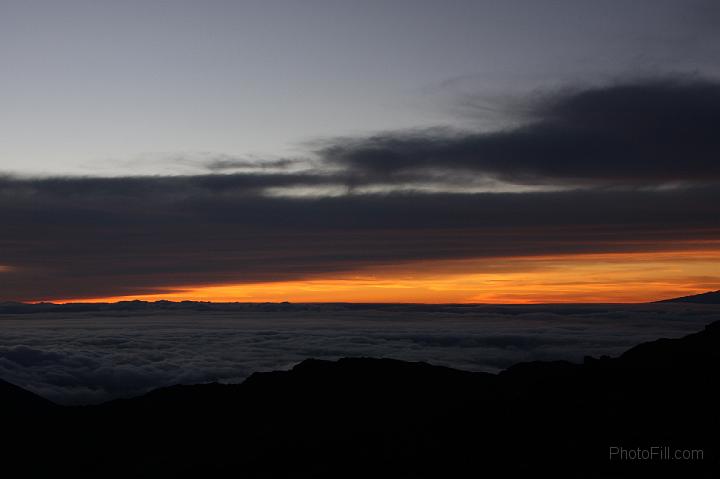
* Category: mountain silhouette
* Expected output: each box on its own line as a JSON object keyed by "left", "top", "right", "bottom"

{"left": 657, "top": 290, "right": 720, "bottom": 304}
{"left": 3, "top": 322, "right": 720, "bottom": 477}
{"left": 0, "top": 378, "right": 56, "bottom": 413}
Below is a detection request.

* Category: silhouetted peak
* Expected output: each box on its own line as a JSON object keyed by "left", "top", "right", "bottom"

{"left": 657, "top": 289, "right": 720, "bottom": 304}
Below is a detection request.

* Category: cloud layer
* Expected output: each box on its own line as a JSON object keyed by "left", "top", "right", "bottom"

{"left": 1, "top": 304, "right": 717, "bottom": 404}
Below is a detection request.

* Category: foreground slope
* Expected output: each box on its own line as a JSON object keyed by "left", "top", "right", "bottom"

{"left": 3, "top": 322, "right": 720, "bottom": 478}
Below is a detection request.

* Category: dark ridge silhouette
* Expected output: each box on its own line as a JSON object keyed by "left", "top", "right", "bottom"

{"left": 3, "top": 323, "right": 720, "bottom": 477}
{"left": 0, "top": 378, "right": 57, "bottom": 413}
{"left": 0, "top": 299, "right": 713, "bottom": 316}
{"left": 0, "top": 299, "right": 610, "bottom": 315}
{"left": 657, "top": 290, "right": 720, "bottom": 304}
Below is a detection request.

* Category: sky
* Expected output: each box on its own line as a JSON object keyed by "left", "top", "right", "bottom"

{"left": 1, "top": 0, "right": 719, "bottom": 303}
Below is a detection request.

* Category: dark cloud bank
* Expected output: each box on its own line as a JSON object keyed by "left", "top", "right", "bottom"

{"left": 1, "top": 78, "right": 720, "bottom": 300}
{"left": 324, "top": 79, "right": 720, "bottom": 185}
{"left": 2, "top": 303, "right": 719, "bottom": 404}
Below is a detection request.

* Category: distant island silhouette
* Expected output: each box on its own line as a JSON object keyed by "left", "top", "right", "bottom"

{"left": 3, "top": 289, "right": 720, "bottom": 314}
{"left": 3, "top": 307, "right": 719, "bottom": 477}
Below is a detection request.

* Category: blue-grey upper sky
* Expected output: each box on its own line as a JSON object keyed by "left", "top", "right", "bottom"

{"left": 2, "top": 0, "right": 718, "bottom": 176}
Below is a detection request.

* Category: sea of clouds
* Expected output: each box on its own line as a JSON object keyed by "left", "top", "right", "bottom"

{"left": 1, "top": 303, "right": 718, "bottom": 405}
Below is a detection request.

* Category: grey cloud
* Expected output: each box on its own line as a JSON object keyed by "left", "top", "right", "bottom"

{"left": 1, "top": 176, "right": 718, "bottom": 300}
{"left": 319, "top": 78, "right": 720, "bottom": 186}
{"left": 203, "top": 158, "right": 304, "bottom": 172}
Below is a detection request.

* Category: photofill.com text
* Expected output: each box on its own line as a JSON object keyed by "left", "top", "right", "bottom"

{"left": 609, "top": 445, "right": 703, "bottom": 461}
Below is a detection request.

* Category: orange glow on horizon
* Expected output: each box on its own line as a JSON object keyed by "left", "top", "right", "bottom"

{"left": 55, "top": 248, "right": 720, "bottom": 304}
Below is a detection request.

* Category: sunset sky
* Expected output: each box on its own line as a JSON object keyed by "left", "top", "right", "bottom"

{"left": 2, "top": 0, "right": 719, "bottom": 303}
